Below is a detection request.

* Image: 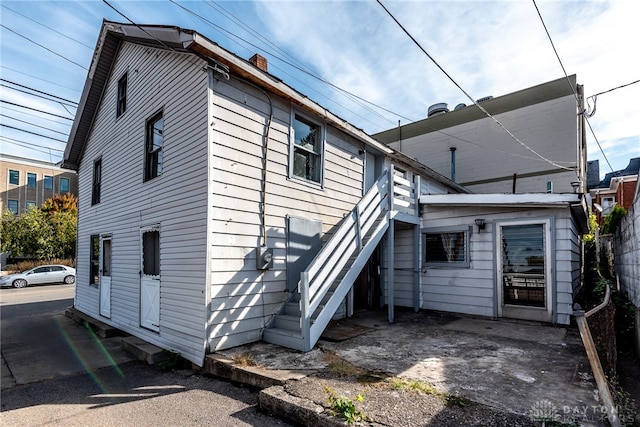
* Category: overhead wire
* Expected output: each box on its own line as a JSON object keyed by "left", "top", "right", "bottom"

{"left": 0, "top": 65, "right": 82, "bottom": 93}
{"left": 0, "top": 4, "right": 94, "bottom": 50}
{"left": 376, "top": 0, "right": 573, "bottom": 171}
{"left": 0, "top": 136, "right": 64, "bottom": 155}
{"left": 0, "top": 83, "right": 78, "bottom": 109}
{"left": 1, "top": 124, "right": 68, "bottom": 143}
{"left": 170, "top": 0, "right": 407, "bottom": 125}
{"left": 1, "top": 79, "right": 79, "bottom": 105}
{"left": 531, "top": 0, "right": 614, "bottom": 173}
{"left": 0, "top": 100, "right": 74, "bottom": 120}
{"left": 0, "top": 24, "right": 88, "bottom": 70}
{"left": 0, "top": 113, "right": 69, "bottom": 136}
{"left": 0, "top": 105, "right": 73, "bottom": 126}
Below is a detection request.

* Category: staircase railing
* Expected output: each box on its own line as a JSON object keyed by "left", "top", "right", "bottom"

{"left": 298, "top": 170, "right": 392, "bottom": 350}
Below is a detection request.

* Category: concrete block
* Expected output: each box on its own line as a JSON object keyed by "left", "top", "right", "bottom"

{"left": 120, "top": 336, "right": 167, "bottom": 365}
{"left": 259, "top": 385, "right": 343, "bottom": 427}
{"left": 203, "top": 354, "right": 306, "bottom": 389}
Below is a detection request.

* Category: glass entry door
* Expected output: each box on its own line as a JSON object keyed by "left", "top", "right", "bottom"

{"left": 498, "top": 220, "right": 552, "bottom": 322}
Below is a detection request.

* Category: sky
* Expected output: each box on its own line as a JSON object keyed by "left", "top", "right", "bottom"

{"left": 1, "top": 0, "right": 638, "bottom": 180}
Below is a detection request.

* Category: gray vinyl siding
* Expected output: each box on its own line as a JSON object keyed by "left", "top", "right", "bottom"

{"left": 420, "top": 205, "right": 576, "bottom": 324}
{"left": 74, "top": 42, "right": 210, "bottom": 364}
{"left": 207, "top": 76, "right": 365, "bottom": 351}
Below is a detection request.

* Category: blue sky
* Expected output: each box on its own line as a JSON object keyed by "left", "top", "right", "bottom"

{"left": 1, "top": 0, "right": 638, "bottom": 179}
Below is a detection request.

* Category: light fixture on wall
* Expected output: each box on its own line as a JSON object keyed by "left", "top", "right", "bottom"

{"left": 475, "top": 218, "right": 486, "bottom": 232}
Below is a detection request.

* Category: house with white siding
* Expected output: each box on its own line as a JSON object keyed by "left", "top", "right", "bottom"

{"left": 63, "top": 22, "right": 588, "bottom": 366}
{"left": 62, "top": 21, "right": 467, "bottom": 365}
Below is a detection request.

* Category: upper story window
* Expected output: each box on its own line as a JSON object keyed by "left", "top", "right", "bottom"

{"left": 8, "top": 170, "right": 19, "bottom": 185}
{"left": 423, "top": 226, "right": 471, "bottom": 268}
{"left": 117, "top": 73, "right": 127, "bottom": 117}
{"left": 27, "top": 172, "right": 37, "bottom": 188}
{"left": 290, "top": 112, "right": 323, "bottom": 185}
{"left": 59, "top": 177, "right": 70, "bottom": 193}
{"left": 144, "top": 111, "right": 163, "bottom": 181}
{"left": 26, "top": 201, "right": 37, "bottom": 210}
{"left": 44, "top": 175, "right": 53, "bottom": 190}
{"left": 92, "top": 159, "right": 101, "bottom": 205}
{"left": 601, "top": 196, "right": 615, "bottom": 215}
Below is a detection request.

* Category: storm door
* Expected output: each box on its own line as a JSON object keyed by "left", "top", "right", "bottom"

{"left": 99, "top": 235, "right": 112, "bottom": 318}
{"left": 140, "top": 226, "right": 160, "bottom": 332}
{"left": 497, "top": 220, "right": 552, "bottom": 322}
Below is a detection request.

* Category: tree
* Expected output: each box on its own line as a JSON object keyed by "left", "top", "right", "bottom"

{"left": 0, "top": 195, "right": 77, "bottom": 260}
{"left": 602, "top": 205, "right": 627, "bottom": 234}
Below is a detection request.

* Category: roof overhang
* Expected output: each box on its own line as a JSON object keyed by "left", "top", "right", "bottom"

{"left": 421, "top": 193, "right": 589, "bottom": 233}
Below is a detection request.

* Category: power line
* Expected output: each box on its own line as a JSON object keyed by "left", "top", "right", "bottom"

{"left": 0, "top": 105, "right": 72, "bottom": 126}
{"left": 1, "top": 79, "right": 78, "bottom": 105}
{"left": 0, "top": 24, "right": 88, "bottom": 70}
{"left": 588, "top": 79, "right": 640, "bottom": 99}
{"left": 170, "top": 0, "right": 407, "bottom": 125}
{"left": 0, "top": 136, "right": 65, "bottom": 155}
{"left": 0, "top": 65, "right": 81, "bottom": 93}
{"left": 0, "top": 83, "right": 78, "bottom": 109}
{"left": 0, "top": 113, "right": 69, "bottom": 136}
{"left": 0, "top": 100, "right": 74, "bottom": 120}
{"left": 376, "top": 0, "right": 573, "bottom": 171}
{"left": 531, "top": 0, "right": 614, "bottom": 173}
{"left": 0, "top": 4, "right": 94, "bottom": 50}
{"left": 1, "top": 124, "right": 68, "bottom": 143}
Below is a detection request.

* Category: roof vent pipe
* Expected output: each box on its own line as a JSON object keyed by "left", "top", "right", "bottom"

{"left": 450, "top": 147, "right": 456, "bottom": 182}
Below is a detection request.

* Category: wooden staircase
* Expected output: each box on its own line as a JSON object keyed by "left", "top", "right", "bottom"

{"left": 263, "top": 167, "right": 419, "bottom": 351}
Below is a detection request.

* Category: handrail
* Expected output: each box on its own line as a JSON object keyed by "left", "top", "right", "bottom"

{"left": 297, "top": 165, "right": 419, "bottom": 351}
{"left": 573, "top": 282, "right": 620, "bottom": 427}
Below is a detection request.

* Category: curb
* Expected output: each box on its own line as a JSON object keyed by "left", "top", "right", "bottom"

{"left": 202, "top": 354, "right": 308, "bottom": 389}
{"left": 259, "top": 385, "right": 347, "bottom": 427}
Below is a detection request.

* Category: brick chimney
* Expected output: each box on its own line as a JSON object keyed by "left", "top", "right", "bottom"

{"left": 249, "top": 53, "right": 268, "bottom": 72}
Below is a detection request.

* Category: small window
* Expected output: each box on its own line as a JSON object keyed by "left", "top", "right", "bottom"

{"left": 26, "top": 201, "right": 36, "bottom": 210}
{"left": 44, "top": 175, "right": 53, "bottom": 190}
{"left": 142, "top": 230, "right": 160, "bottom": 276}
{"left": 90, "top": 235, "right": 100, "bottom": 285}
{"left": 117, "top": 73, "right": 127, "bottom": 117}
{"left": 8, "top": 170, "right": 19, "bottom": 185}
{"left": 27, "top": 173, "right": 37, "bottom": 188}
{"left": 92, "top": 159, "right": 101, "bottom": 205}
{"left": 8, "top": 199, "right": 19, "bottom": 214}
{"left": 144, "top": 112, "right": 163, "bottom": 181}
{"left": 59, "top": 177, "right": 70, "bottom": 193}
{"left": 601, "top": 196, "right": 615, "bottom": 215}
{"left": 423, "top": 226, "right": 470, "bottom": 267}
{"left": 291, "top": 113, "right": 323, "bottom": 184}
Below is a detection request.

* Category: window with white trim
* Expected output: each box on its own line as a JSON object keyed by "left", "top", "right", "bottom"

{"left": 144, "top": 111, "right": 163, "bottom": 181}
{"left": 290, "top": 112, "right": 323, "bottom": 185}
{"left": 423, "top": 226, "right": 470, "bottom": 268}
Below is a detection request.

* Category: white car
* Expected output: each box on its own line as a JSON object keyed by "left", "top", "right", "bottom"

{"left": 0, "top": 265, "right": 76, "bottom": 288}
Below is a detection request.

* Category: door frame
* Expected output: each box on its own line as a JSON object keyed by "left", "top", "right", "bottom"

{"left": 99, "top": 234, "right": 112, "bottom": 318}
{"left": 140, "top": 224, "right": 161, "bottom": 332}
{"left": 495, "top": 218, "right": 553, "bottom": 323}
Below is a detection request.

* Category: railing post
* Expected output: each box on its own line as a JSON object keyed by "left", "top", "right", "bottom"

{"left": 354, "top": 209, "right": 362, "bottom": 251}
{"left": 300, "top": 271, "right": 311, "bottom": 351}
{"left": 388, "top": 165, "right": 395, "bottom": 212}
{"left": 414, "top": 175, "right": 421, "bottom": 216}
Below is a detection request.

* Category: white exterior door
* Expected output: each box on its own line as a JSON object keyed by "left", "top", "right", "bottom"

{"left": 140, "top": 226, "right": 160, "bottom": 332}
{"left": 364, "top": 152, "right": 377, "bottom": 194}
{"left": 497, "top": 219, "right": 552, "bottom": 323}
{"left": 99, "top": 235, "right": 112, "bottom": 318}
